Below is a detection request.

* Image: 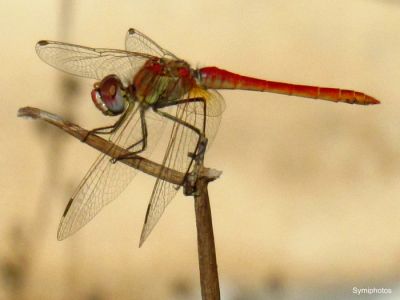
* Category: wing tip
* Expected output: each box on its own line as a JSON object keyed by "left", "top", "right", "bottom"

{"left": 56, "top": 226, "right": 66, "bottom": 241}
{"left": 139, "top": 228, "right": 150, "bottom": 248}
{"left": 138, "top": 239, "right": 144, "bottom": 248}
{"left": 37, "top": 40, "right": 49, "bottom": 47}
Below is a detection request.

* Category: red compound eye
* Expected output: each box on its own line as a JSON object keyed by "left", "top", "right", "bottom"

{"left": 91, "top": 75, "right": 126, "bottom": 116}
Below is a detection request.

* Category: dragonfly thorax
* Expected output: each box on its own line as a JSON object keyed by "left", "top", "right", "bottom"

{"left": 91, "top": 75, "right": 129, "bottom": 116}
{"left": 133, "top": 58, "right": 195, "bottom": 105}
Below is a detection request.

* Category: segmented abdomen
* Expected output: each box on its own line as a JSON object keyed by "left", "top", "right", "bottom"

{"left": 198, "top": 67, "right": 380, "bottom": 105}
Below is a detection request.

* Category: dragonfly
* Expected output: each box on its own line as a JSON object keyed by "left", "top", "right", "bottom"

{"left": 36, "top": 28, "right": 380, "bottom": 246}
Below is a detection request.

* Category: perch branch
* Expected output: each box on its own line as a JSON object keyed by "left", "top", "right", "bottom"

{"left": 194, "top": 176, "right": 220, "bottom": 300}
{"left": 18, "top": 106, "right": 222, "bottom": 300}
{"left": 17, "top": 107, "right": 221, "bottom": 184}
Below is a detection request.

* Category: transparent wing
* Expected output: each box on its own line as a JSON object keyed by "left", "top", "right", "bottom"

{"left": 186, "top": 88, "right": 226, "bottom": 145}
{"left": 36, "top": 40, "right": 155, "bottom": 84}
{"left": 125, "top": 28, "right": 178, "bottom": 59}
{"left": 57, "top": 106, "right": 167, "bottom": 240}
{"left": 139, "top": 88, "right": 225, "bottom": 245}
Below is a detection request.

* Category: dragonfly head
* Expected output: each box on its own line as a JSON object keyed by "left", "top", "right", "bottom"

{"left": 91, "top": 75, "right": 129, "bottom": 116}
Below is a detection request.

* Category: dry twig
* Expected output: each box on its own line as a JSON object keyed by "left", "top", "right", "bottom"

{"left": 18, "top": 106, "right": 222, "bottom": 300}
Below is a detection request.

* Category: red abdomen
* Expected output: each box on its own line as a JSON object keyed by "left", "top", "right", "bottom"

{"left": 198, "top": 67, "right": 380, "bottom": 105}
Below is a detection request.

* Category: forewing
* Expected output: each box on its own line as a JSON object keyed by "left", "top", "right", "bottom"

{"left": 57, "top": 106, "right": 167, "bottom": 240}
{"left": 139, "top": 90, "right": 224, "bottom": 246}
{"left": 36, "top": 40, "right": 154, "bottom": 84}
{"left": 125, "top": 28, "right": 178, "bottom": 59}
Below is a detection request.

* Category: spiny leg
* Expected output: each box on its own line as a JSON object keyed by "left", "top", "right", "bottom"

{"left": 153, "top": 97, "right": 208, "bottom": 193}
{"left": 154, "top": 97, "right": 207, "bottom": 134}
{"left": 126, "top": 108, "right": 148, "bottom": 152}
{"left": 112, "top": 108, "right": 148, "bottom": 162}
{"left": 82, "top": 103, "right": 132, "bottom": 142}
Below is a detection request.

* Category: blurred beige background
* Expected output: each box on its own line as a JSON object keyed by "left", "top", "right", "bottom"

{"left": 2, "top": 0, "right": 400, "bottom": 299}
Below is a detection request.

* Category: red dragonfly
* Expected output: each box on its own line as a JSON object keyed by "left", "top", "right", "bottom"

{"left": 36, "top": 28, "right": 379, "bottom": 246}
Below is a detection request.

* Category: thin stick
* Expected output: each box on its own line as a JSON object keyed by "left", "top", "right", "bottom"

{"left": 194, "top": 176, "right": 220, "bottom": 300}
{"left": 18, "top": 106, "right": 222, "bottom": 299}
{"left": 17, "top": 107, "right": 220, "bottom": 184}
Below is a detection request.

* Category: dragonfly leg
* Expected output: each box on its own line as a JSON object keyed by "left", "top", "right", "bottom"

{"left": 82, "top": 103, "right": 132, "bottom": 142}
{"left": 153, "top": 97, "right": 207, "bottom": 156}
{"left": 126, "top": 108, "right": 148, "bottom": 152}
{"left": 153, "top": 97, "right": 209, "bottom": 194}
{"left": 112, "top": 108, "right": 148, "bottom": 162}
{"left": 183, "top": 134, "right": 209, "bottom": 196}
{"left": 154, "top": 97, "right": 207, "bottom": 133}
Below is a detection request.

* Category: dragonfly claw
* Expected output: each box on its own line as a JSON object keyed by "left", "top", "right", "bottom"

{"left": 81, "top": 129, "right": 109, "bottom": 142}
{"left": 81, "top": 131, "right": 92, "bottom": 142}
{"left": 183, "top": 137, "right": 209, "bottom": 196}
{"left": 183, "top": 172, "right": 198, "bottom": 196}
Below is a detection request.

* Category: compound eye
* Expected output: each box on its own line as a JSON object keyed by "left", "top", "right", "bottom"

{"left": 91, "top": 88, "right": 109, "bottom": 114}
{"left": 91, "top": 75, "right": 127, "bottom": 116}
